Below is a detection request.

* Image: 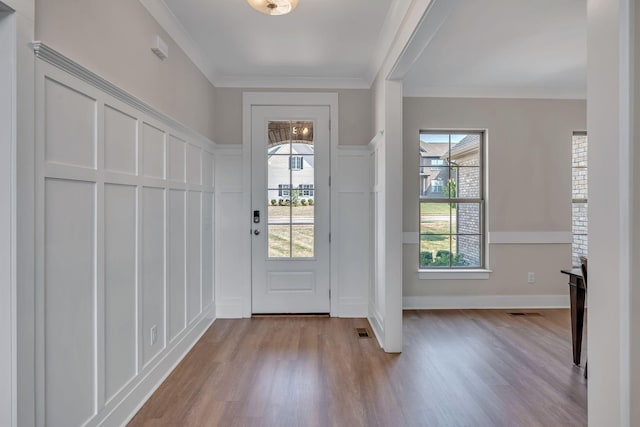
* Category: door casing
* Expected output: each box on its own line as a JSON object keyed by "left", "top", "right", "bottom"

{"left": 242, "top": 92, "right": 339, "bottom": 317}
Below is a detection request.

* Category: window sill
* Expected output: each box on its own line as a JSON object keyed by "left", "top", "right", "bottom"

{"left": 417, "top": 269, "right": 492, "bottom": 280}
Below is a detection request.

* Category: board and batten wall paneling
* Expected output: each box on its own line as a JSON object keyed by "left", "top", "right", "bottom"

{"left": 214, "top": 147, "right": 248, "bottom": 318}
{"left": 35, "top": 48, "right": 216, "bottom": 426}
{"left": 334, "top": 147, "right": 371, "bottom": 317}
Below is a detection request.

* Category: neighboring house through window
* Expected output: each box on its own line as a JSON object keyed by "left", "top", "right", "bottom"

{"left": 572, "top": 132, "right": 588, "bottom": 266}
{"left": 419, "top": 131, "right": 485, "bottom": 268}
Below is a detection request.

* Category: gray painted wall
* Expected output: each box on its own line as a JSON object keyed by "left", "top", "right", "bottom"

{"left": 403, "top": 97, "right": 586, "bottom": 298}
{"left": 214, "top": 87, "right": 372, "bottom": 146}
{"left": 35, "top": 0, "right": 216, "bottom": 141}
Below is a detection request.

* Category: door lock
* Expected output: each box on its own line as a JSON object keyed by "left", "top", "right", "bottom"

{"left": 254, "top": 229, "right": 260, "bottom": 235}
{"left": 253, "top": 210, "right": 260, "bottom": 224}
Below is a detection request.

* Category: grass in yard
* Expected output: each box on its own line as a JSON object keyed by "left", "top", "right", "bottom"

{"left": 420, "top": 202, "right": 456, "bottom": 216}
{"left": 268, "top": 224, "right": 314, "bottom": 258}
{"left": 268, "top": 205, "right": 315, "bottom": 220}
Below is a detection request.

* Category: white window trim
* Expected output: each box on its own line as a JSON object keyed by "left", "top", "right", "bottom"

{"left": 418, "top": 130, "right": 486, "bottom": 271}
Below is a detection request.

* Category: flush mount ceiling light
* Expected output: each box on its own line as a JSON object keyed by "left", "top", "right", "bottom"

{"left": 247, "top": 0, "right": 299, "bottom": 16}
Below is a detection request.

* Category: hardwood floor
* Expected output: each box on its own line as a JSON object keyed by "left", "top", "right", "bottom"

{"left": 128, "top": 310, "right": 587, "bottom": 427}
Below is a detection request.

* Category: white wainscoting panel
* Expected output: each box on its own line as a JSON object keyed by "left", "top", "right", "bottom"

{"left": 142, "top": 123, "right": 165, "bottom": 180}
{"left": 333, "top": 147, "right": 371, "bottom": 317}
{"left": 34, "top": 46, "right": 217, "bottom": 427}
{"left": 202, "top": 192, "right": 214, "bottom": 310}
{"left": 187, "top": 144, "right": 202, "bottom": 185}
{"left": 142, "top": 187, "right": 166, "bottom": 367}
{"left": 104, "top": 105, "right": 137, "bottom": 176}
{"left": 104, "top": 184, "right": 137, "bottom": 403}
{"left": 44, "top": 179, "right": 96, "bottom": 427}
{"left": 167, "top": 135, "right": 186, "bottom": 183}
{"left": 188, "top": 191, "right": 202, "bottom": 323}
{"left": 168, "top": 189, "right": 186, "bottom": 343}
{"left": 214, "top": 147, "right": 248, "bottom": 318}
{"left": 44, "top": 78, "right": 96, "bottom": 169}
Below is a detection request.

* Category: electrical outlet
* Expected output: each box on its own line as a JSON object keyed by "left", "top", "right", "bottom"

{"left": 527, "top": 272, "right": 535, "bottom": 284}
{"left": 150, "top": 325, "right": 157, "bottom": 346}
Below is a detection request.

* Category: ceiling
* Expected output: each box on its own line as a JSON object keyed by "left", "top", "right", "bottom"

{"left": 140, "top": 0, "right": 587, "bottom": 98}
{"left": 402, "top": 0, "right": 587, "bottom": 98}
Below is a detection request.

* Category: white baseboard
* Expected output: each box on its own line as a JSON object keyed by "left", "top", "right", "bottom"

{"left": 368, "top": 307, "right": 384, "bottom": 349}
{"left": 403, "top": 294, "right": 570, "bottom": 310}
{"left": 216, "top": 299, "right": 245, "bottom": 318}
{"left": 97, "top": 313, "right": 215, "bottom": 426}
{"left": 338, "top": 297, "right": 368, "bottom": 318}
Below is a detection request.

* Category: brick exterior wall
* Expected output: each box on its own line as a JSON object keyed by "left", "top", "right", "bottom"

{"left": 456, "top": 158, "right": 481, "bottom": 267}
{"left": 572, "top": 135, "right": 588, "bottom": 266}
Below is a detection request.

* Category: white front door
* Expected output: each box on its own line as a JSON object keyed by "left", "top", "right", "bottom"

{"left": 251, "top": 105, "right": 330, "bottom": 313}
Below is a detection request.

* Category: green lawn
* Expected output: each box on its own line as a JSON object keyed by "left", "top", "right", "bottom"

{"left": 268, "top": 225, "right": 314, "bottom": 258}
{"left": 420, "top": 202, "right": 456, "bottom": 216}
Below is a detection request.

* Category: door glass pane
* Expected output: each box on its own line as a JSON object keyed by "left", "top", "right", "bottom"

{"left": 268, "top": 224, "right": 291, "bottom": 258}
{"left": 266, "top": 120, "right": 315, "bottom": 258}
{"left": 292, "top": 225, "right": 314, "bottom": 258}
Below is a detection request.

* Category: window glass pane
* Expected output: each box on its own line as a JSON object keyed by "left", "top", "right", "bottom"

{"left": 419, "top": 134, "right": 450, "bottom": 199}
{"left": 454, "top": 203, "right": 481, "bottom": 235}
{"left": 572, "top": 233, "right": 588, "bottom": 267}
{"left": 420, "top": 235, "right": 451, "bottom": 268}
{"left": 572, "top": 134, "right": 588, "bottom": 167}
{"left": 450, "top": 134, "right": 480, "bottom": 166}
{"left": 419, "top": 131, "right": 484, "bottom": 269}
{"left": 268, "top": 225, "right": 291, "bottom": 258}
{"left": 572, "top": 203, "right": 588, "bottom": 234}
{"left": 452, "top": 235, "right": 481, "bottom": 267}
{"left": 572, "top": 167, "right": 588, "bottom": 200}
{"left": 572, "top": 133, "right": 588, "bottom": 266}
{"left": 420, "top": 202, "right": 452, "bottom": 234}
{"left": 292, "top": 225, "right": 314, "bottom": 258}
{"left": 450, "top": 166, "right": 481, "bottom": 199}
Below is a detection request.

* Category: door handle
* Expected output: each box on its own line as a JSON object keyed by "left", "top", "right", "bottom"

{"left": 254, "top": 229, "right": 260, "bottom": 235}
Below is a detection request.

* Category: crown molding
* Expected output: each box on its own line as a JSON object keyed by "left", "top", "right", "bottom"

{"left": 215, "top": 75, "right": 370, "bottom": 89}
{"left": 138, "top": 0, "right": 218, "bottom": 86}
{"left": 364, "top": 0, "right": 413, "bottom": 85}
{"left": 403, "top": 86, "right": 587, "bottom": 100}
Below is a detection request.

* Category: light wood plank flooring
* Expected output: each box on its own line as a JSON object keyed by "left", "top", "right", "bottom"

{"left": 129, "top": 310, "right": 587, "bottom": 426}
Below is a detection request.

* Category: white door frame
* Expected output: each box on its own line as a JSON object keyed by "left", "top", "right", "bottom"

{"left": 0, "top": 4, "right": 16, "bottom": 427}
{"left": 242, "top": 92, "right": 339, "bottom": 317}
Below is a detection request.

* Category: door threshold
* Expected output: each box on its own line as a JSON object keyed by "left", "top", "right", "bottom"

{"left": 252, "top": 313, "right": 330, "bottom": 318}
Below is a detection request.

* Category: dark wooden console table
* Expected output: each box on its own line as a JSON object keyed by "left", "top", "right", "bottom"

{"left": 561, "top": 268, "right": 586, "bottom": 366}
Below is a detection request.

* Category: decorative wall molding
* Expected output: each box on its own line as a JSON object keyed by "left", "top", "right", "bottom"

{"left": 34, "top": 53, "right": 216, "bottom": 426}
{"left": 31, "top": 42, "right": 215, "bottom": 149}
{"left": 100, "top": 315, "right": 214, "bottom": 426}
{"left": 488, "top": 231, "right": 572, "bottom": 244}
{"left": 403, "top": 294, "right": 570, "bottom": 310}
